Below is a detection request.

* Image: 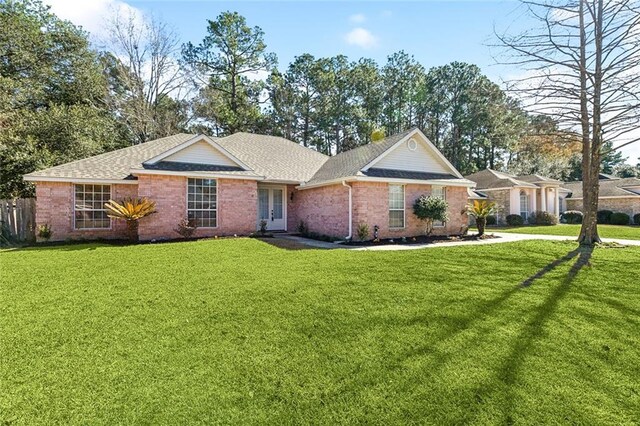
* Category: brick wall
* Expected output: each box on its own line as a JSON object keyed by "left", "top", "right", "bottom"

{"left": 34, "top": 181, "right": 137, "bottom": 241}
{"left": 566, "top": 197, "right": 640, "bottom": 222}
{"left": 291, "top": 184, "right": 350, "bottom": 238}
{"left": 352, "top": 182, "right": 468, "bottom": 239}
{"left": 484, "top": 189, "right": 512, "bottom": 224}
{"left": 137, "top": 175, "right": 257, "bottom": 241}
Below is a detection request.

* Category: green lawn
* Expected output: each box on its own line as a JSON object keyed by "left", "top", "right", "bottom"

{"left": 1, "top": 239, "right": 639, "bottom": 424}
{"left": 484, "top": 224, "right": 640, "bottom": 240}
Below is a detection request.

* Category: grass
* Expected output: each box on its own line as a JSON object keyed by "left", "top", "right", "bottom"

{"left": 482, "top": 224, "right": 640, "bottom": 240}
{"left": 1, "top": 239, "right": 639, "bottom": 424}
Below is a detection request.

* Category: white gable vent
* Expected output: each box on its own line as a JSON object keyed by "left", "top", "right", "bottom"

{"left": 407, "top": 138, "right": 418, "bottom": 151}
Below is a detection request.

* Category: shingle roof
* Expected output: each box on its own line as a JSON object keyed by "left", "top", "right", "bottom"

{"left": 305, "top": 128, "right": 416, "bottom": 185}
{"left": 363, "top": 168, "right": 458, "bottom": 181}
{"left": 518, "top": 174, "right": 562, "bottom": 184}
{"left": 563, "top": 177, "right": 640, "bottom": 198}
{"left": 25, "top": 133, "right": 195, "bottom": 181}
{"left": 464, "top": 169, "right": 539, "bottom": 190}
{"left": 25, "top": 132, "right": 329, "bottom": 183}
{"left": 215, "top": 132, "right": 328, "bottom": 182}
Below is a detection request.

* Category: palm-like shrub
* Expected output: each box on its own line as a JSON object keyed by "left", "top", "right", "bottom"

{"left": 466, "top": 200, "right": 497, "bottom": 237}
{"left": 413, "top": 195, "right": 449, "bottom": 235}
{"left": 105, "top": 197, "right": 156, "bottom": 241}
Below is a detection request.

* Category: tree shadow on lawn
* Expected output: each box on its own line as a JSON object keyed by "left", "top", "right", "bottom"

{"left": 393, "top": 245, "right": 594, "bottom": 423}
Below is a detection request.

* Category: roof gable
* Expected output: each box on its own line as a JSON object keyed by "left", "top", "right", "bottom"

{"left": 144, "top": 135, "right": 250, "bottom": 170}
{"left": 363, "top": 129, "right": 462, "bottom": 178}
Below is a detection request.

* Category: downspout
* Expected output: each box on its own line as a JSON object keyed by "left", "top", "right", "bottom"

{"left": 342, "top": 180, "right": 352, "bottom": 240}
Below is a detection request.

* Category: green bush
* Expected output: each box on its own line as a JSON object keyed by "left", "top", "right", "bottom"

{"left": 356, "top": 222, "right": 370, "bottom": 241}
{"left": 597, "top": 210, "right": 613, "bottom": 224}
{"left": 413, "top": 195, "right": 449, "bottom": 235}
{"left": 610, "top": 212, "right": 630, "bottom": 225}
{"left": 297, "top": 220, "right": 308, "bottom": 235}
{"left": 561, "top": 210, "right": 583, "bottom": 224}
{"left": 506, "top": 214, "right": 524, "bottom": 226}
{"left": 486, "top": 215, "right": 497, "bottom": 226}
{"left": 528, "top": 211, "right": 558, "bottom": 226}
{"left": 634, "top": 213, "right": 640, "bottom": 226}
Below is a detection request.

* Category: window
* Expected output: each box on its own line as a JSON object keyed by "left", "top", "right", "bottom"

{"left": 520, "top": 190, "right": 529, "bottom": 220}
{"left": 74, "top": 184, "right": 111, "bottom": 229}
{"left": 432, "top": 185, "right": 446, "bottom": 227}
{"left": 187, "top": 178, "right": 217, "bottom": 228}
{"left": 389, "top": 184, "right": 405, "bottom": 228}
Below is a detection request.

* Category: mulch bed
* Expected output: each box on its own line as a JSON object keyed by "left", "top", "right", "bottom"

{"left": 343, "top": 233, "right": 498, "bottom": 246}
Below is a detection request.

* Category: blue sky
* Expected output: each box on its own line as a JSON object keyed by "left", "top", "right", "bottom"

{"left": 45, "top": 0, "right": 639, "bottom": 160}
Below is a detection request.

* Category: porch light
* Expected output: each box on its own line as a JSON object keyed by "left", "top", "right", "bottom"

{"left": 290, "top": 191, "right": 295, "bottom": 201}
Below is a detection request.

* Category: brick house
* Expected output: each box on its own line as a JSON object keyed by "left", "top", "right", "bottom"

{"left": 464, "top": 169, "right": 563, "bottom": 224}
{"left": 24, "top": 128, "right": 476, "bottom": 241}
{"left": 563, "top": 175, "right": 640, "bottom": 222}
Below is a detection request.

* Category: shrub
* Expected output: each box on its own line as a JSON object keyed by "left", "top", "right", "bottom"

{"left": 610, "top": 212, "right": 630, "bottom": 225}
{"left": 486, "top": 215, "right": 497, "bottom": 226}
{"left": 528, "top": 211, "right": 558, "bottom": 226}
{"left": 506, "top": 214, "right": 524, "bottom": 226}
{"left": 356, "top": 222, "right": 370, "bottom": 241}
{"left": 634, "top": 213, "right": 640, "bottom": 226}
{"left": 174, "top": 218, "right": 198, "bottom": 238}
{"left": 258, "top": 219, "right": 268, "bottom": 235}
{"left": 561, "top": 210, "right": 583, "bottom": 224}
{"left": 105, "top": 197, "right": 157, "bottom": 242}
{"left": 413, "top": 195, "right": 449, "bottom": 235}
{"left": 297, "top": 220, "right": 308, "bottom": 235}
{"left": 465, "top": 200, "right": 497, "bottom": 237}
{"left": 37, "top": 223, "right": 52, "bottom": 240}
{"left": 597, "top": 210, "right": 613, "bottom": 224}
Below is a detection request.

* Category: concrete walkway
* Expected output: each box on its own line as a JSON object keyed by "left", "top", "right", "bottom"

{"left": 273, "top": 232, "right": 640, "bottom": 251}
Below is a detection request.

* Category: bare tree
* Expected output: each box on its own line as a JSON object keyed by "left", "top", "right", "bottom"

{"left": 104, "top": 9, "right": 189, "bottom": 144}
{"left": 496, "top": 0, "right": 640, "bottom": 245}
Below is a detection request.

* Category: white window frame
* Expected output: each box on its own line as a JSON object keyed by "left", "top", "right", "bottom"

{"left": 186, "top": 178, "right": 218, "bottom": 229}
{"left": 520, "top": 190, "right": 529, "bottom": 220}
{"left": 73, "top": 184, "right": 112, "bottom": 230}
{"left": 388, "top": 184, "right": 405, "bottom": 229}
{"left": 432, "top": 185, "right": 447, "bottom": 227}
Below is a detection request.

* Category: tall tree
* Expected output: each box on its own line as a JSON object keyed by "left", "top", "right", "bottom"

{"left": 0, "top": 0, "right": 127, "bottom": 198}
{"left": 497, "top": 0, "right": 640, "bottom": 245}
{"left": 104, "top": 9, "right": 188, "bottom": 144}
{"left": 182, "top": 11, "right": 277, "bottom": 135}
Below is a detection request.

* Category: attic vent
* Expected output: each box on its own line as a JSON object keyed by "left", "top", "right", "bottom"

{"left": 407, "top": 138, "right": 418, "bottom": 151}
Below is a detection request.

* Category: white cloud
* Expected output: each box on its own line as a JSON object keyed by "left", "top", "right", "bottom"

{"left": 344, "top": 27, "right": 378, "bottom": 49}
{"left": 43, "top": 0, "right": 143, "bottom": 38}
{"left": 349, "top": 13, "right": 366, "bottom": 24}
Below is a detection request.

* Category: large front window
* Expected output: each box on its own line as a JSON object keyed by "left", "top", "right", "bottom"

{"left": 389, "top": 184, "right": 405, "bottom": 228}
{"left": 187, "top": 178, "right": 217, "bottom": 228}
{"left": 74, "top": 184, "right": 111, "bottom": 229}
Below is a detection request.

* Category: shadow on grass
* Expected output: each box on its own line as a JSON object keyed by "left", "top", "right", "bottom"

{"left": 394, "top": 245, "right": 594, "bottom": 423}
{"left": 476, "top": 245, "right": 594, "bottom": 424}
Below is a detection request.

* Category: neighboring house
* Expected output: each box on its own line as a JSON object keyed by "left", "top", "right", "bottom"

{"left": 24, "top": 128, "right": 476, "bottom": 242}
{"left": 563, "top": 175, "right": 640, "bottom": 221}
{"left": 465, "top": 169, "right": 563, "bottom": 223}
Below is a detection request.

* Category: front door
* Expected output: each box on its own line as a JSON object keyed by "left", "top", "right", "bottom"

{"left": 257, "top": 186, "right": 286, "bottom": 231}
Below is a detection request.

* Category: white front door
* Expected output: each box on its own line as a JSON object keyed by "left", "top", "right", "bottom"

{"left": 257, "top": 186, "right": 286, "bottom": 231}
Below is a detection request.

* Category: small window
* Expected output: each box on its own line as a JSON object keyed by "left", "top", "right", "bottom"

{"left": 74, "top": 184, "right": 111, "bottom": 229}
{"left": 432, "top": 186, "right": 446, "bottom": 227}
{"left": 389, "top": 184, "right": 405, "bottom": 228}
{"left": 187, "top": 178, "right": 217, "bottom": 228}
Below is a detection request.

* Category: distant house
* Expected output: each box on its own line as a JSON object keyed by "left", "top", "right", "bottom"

{"left": 563, "top": 175, "right": 640, "bottom": 221}
{"left": 465, "top": 169, "right": 563, "bottom": 223}
{"left": 24, "top": 128, "right": 476, "bottom": 242}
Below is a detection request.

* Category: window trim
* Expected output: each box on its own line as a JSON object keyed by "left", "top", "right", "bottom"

{"left": 520, "top": 190, "right": 529, "bottom": 220}
{"left": 388, "top": 184, "right": 406, "bottom": 229}
{"left": 432, "top": 185, "right": 447, "bottom": 227}
{"left": 73, "top": 183, "right": 113, "bottom": 231}
{"left": 186, "top": 178, "right": 218, "bottom": 229}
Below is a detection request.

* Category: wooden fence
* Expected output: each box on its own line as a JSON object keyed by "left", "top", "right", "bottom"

{"left": 0, "top": 198, "right": 36, "bottom": 243}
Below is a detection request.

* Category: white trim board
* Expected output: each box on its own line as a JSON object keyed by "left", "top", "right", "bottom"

{"left": 362, "top": 128, "right": 464, "bottom": 179}
{"left": 143, "top": 134, "right": 252, "bottom": 170}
